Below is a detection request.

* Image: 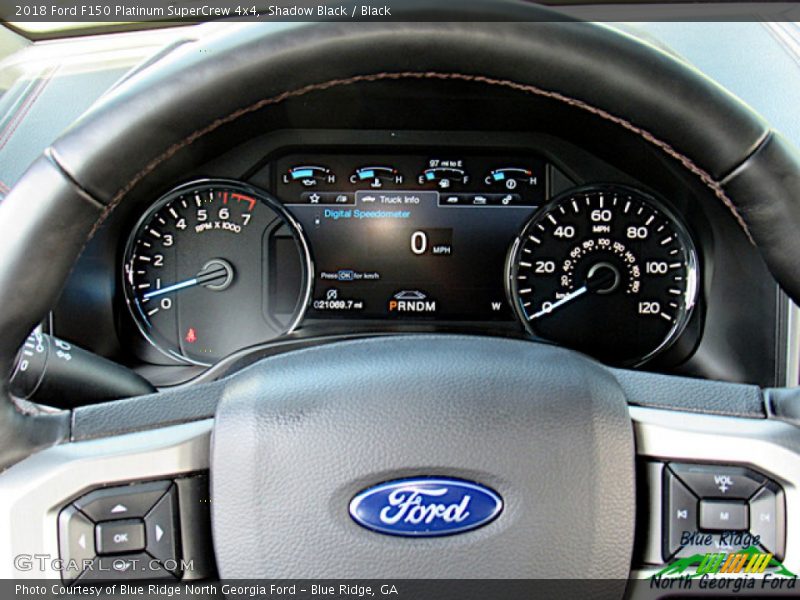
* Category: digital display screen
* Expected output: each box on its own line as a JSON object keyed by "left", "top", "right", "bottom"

{"left": 273, "top": 153, "right": 548, "bottom": 320}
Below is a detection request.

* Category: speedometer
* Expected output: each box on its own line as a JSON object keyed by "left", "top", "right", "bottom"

{"left": 507, "top": 185, "right": 698, "bottom": 365}
{"left": 123, "top": 180, "right": 312, "bottom": 366}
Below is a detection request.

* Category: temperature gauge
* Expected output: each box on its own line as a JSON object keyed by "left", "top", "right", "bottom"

{"left": 485, "top": 168, "right": 538, "bottom": 190}
{"left": 350, "top": 166, "right": 404, "bottom": 188}
{"left": 282, "top": 165, "right": 336, "bottom": 187}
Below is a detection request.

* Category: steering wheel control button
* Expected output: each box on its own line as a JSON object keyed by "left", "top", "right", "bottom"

{"left": 749, "top": 484, "right": 786, "bottom": 558}
{"left": 56, "top": 476, "right": 215, "bottom": 584}
{"left": 665, "top": 468, "right": 699, "bottom": 557}
{"left": 662, "top": 463, "right": 786, "bottom": 562}
{"left": 699, "top": 500, "right": 748, "bottom": 531}
{"left": 145, "top": 485, "right": 181, "bottom": 572}
{"left": 95, "top": 519, "right": 146, "bottom": 555}
{"left": 57, "top": 505, "right": 96, "bottom": 583}
{"left": 78, "top": 552, "right": 174, "bottom": 581}
{"left": 669, "top": 463, "right": 766, "bottom": 499}
{"left": 74, "top": 480, "right": 170, "bottom": 522}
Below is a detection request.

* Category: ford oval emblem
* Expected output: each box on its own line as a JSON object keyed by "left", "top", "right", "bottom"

{"left": 349, "top": 477, "right": 503, "bottom": 537}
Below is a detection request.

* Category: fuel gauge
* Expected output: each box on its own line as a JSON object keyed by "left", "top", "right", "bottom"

{"left": 418, "top": 165, "right": 470, "bottom": 189}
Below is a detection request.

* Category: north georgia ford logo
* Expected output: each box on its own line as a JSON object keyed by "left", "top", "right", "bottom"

{"left": 349, "top": 478, "right": 503, "bottom": 536}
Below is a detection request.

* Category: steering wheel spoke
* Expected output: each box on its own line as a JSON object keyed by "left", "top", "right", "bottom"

{"left": 0, "top": 336, "right": 798, "bottom": 589}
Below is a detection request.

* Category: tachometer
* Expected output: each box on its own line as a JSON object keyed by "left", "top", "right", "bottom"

{"left": 508, "top": 185, "right": 698, "bottom": 365}
{"left": 123, "top": 180, "right": 312, "bottom": 366}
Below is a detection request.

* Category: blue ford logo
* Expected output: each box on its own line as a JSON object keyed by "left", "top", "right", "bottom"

{"left": 349, "top": 477, "right": 503, "bottom": 536}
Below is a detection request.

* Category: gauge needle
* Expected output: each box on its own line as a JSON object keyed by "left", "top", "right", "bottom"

{"left": 143, "top": 265, "right": 228, "bottom": 300}
{"left": 529, "top": 262, "right": 619, "bottom": 320}
{"left": 529, "top": 285, "right": 588, "bottom": 320}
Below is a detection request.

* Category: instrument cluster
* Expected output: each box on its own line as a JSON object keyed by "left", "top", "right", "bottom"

{"left": 122, "top": 149, "right": 699, "bottom": 367}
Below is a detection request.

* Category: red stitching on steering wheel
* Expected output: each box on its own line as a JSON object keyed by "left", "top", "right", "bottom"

{"left": 87, "top": 71, "right": 754, "bottom": 244}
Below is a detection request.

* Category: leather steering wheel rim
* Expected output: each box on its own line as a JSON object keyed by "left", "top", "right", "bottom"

{"left": 1, "top": 7, "right": 800, "bottom": 472}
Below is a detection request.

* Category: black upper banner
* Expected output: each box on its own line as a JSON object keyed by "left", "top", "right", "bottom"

{"left": 2, "top": 0, "right": 800, "bottom": 24}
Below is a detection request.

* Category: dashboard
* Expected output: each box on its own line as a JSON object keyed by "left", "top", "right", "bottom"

{"left": 122, "top": 148, "right": 697, "bottom": 369}
{"left": 0, "top": 21, "right": 796, "bottom": 393}
{"left": 0, "top": 23, "right": 795, "bottom": 391}
{"left": 50, "top": 127, "right": 788, "bottom": 389}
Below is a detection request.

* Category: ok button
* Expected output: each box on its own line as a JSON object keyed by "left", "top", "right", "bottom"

{"left": 95, "top": 519, "right": 146, "bottom": 554}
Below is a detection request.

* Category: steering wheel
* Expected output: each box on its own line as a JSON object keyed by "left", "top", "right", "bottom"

{"left": 2, "top": 7, "right": 800, "bottom": 589}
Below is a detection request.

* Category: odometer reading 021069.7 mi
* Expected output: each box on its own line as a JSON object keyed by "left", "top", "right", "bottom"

{"left": 508, "top": 185, "right": 698, "bottom": 365}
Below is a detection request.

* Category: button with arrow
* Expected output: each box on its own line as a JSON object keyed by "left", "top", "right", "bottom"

{"left": 145, "top": 485, "right": 180, "bottom": 574}
{"left": 74, "top": 480, "right": 171, "bottom": 522}
{"left": 78, "top": 552, "right": 173, "bottom": 581}
{"left": 57, "top": 505, "right": 95, "bottom": 583}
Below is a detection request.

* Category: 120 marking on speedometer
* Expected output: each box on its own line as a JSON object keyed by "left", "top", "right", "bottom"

{"left": 508, "top": 185, "right": 698, "bottom": 366}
